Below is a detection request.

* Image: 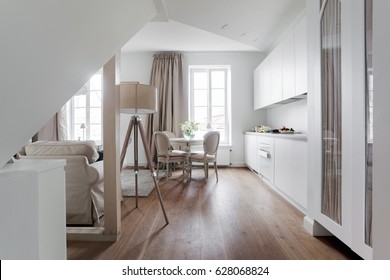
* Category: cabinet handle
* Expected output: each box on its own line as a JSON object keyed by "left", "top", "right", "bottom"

{"left": 258, "top": 150, "right": 270, "bottom": 158}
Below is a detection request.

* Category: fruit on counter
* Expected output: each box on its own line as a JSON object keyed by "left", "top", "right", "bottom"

{"left": 279, "top": 126, "right": 294, "bottom": 132}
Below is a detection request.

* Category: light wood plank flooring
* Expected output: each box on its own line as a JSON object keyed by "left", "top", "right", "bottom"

{"left": 67, "top": 167, "right": 361, "bottom": 260}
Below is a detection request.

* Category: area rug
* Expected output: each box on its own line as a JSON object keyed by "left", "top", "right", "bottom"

{"left": 120, "top": 169, "right": 156, "bottom": 197}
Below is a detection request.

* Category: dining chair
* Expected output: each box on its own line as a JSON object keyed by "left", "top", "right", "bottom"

{"left": 189, "top": 131, "right": 220, "bottom": 182}
{"left": 154, "top": 131, "right": 186, "bottom": 180}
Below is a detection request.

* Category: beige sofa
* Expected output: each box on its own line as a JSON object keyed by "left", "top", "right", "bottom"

{"left": 21, "top": 140, "right": 104, "bottom": 225}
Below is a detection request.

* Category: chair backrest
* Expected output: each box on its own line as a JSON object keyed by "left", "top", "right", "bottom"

{"left": 203, "top": 131, "right": 220, "bottom": 155}
{"left": 162, "top": 131, "right": 176, "bottom": 138}
{"left": 154, "top": 131, "right": 171, "bottom": 156}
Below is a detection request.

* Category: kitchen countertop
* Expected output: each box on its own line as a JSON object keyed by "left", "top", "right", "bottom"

{"left": 244, "top": 131, "right": 307, "bottom": 141}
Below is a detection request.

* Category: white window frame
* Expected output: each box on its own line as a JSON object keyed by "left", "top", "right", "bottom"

{"left": 69, "top": 70, "right": 102, "bottom": 144}
{"left": 189, "top": 65, "right": 231, "bottom": 145}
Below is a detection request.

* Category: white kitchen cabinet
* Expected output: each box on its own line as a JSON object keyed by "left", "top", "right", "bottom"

{"left": 294, "top": 15, "right": 308, "bottom": 95}
{"left": 245, "top": 134, "right": 259, "bottom": 173}
{"left": 253, "top": 14, "right": 307, "bottom": 109}
{"left": 258, "top": 135, "right": 275, "bottom": 184}
{"left": 274, "top": 138, "right": 307, "bottom": 209}
{"left": 282, "top": 31, "right": 296, "bottom": 99}
{"left": 253, "top": 64, "right": 261, "bottom": 110}
{"left": 259, "top": 57, "right": 271, "bottom": 108}
{"left": 269, "top": 45, "right": 284, "bottom": 104}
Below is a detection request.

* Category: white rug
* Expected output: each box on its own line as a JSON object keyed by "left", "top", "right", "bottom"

{"left": 120, "top": 169, "right": 156, "bottom": 197}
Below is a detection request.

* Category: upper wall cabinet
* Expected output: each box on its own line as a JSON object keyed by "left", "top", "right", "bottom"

{"left": 294, "top": 16, "right": 308, "bottom": 95}
{"left": 270, "top": 45, "right": 284, "bottom": 104}
{"left": 254, "top": 56, "right": 270, "bottom": 109}
{"left": 254, "top": 15, "right": 307, "bottom": 110}
{"left": 282, "top": 31, "right": 296, "bottom": 100}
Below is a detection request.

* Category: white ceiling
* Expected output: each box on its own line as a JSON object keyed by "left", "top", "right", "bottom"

{"left": 122, "top": 0, "right": 306, "bottom": 53}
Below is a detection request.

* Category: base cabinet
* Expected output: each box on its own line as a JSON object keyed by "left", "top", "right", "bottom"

{"left": 274, "top": 138, "right": 307, "bottom": 209}
{"left": 245, "top": 133, "right": 307, "bottom": 212}
{"left": 245, "top": 134, "right": 259, "bottom": 173}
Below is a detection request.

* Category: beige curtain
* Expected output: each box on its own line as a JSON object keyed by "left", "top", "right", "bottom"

{"left": 32, "top": 105, "right": 68, "bottom": 142}
{"left": 365, "top": 0, "right": 373, "bottom": 247}
{"left": 147, "top": 53, "right": 183, "bottom": 160}
{"left": 321, "top": 0, "right": 342, "bottom": 224}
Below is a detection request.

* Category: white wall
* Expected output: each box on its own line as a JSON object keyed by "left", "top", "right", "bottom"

{"left": 266, "top": 99, "right": 308, "bottom": 133}
{"left": 120, "top": 51, "right": 266, "bottom": 166}
{"left": 0, "top": 0, "right": 157, "bottom": 167}
{"left": 120, "top": 53, "right": 154, "bottom": 166}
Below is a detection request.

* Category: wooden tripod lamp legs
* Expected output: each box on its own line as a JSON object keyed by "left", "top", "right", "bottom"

{"left": 119, "top": 115, "right": 169, "bottom": 225}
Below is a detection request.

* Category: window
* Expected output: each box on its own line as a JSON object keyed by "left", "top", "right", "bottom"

{"left": 69, "top": 70, "right": 102, "bottom": 144}
{"left": 189, "top": 66, "right": 231, "bottom": 144}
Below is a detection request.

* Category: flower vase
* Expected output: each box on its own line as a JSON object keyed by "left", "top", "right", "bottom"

{"left": 184, "top": 133, "right": 195, "bottom": 140}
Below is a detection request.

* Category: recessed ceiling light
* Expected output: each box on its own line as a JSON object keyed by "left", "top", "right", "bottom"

{"left": 221, "top": 24, "right": 229, "bottom": 30}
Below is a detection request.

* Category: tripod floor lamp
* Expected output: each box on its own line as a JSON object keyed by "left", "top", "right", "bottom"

{"left": 119, "top": 82, "right": 169, "bottom": 224}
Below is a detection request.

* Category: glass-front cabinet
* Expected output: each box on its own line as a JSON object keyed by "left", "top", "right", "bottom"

{"left": 308, "top": 0, "right": 373, "bottom": 259}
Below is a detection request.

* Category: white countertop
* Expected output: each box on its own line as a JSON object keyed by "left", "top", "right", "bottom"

{"left": 245, "top": 131, "right": 307, "bottom": 141}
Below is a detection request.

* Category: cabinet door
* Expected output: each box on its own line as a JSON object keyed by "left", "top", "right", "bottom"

{"left": 294, "top": 16, "right": 308, "bottom": 95}
{"left": 245, "top": 134, "right": 258, "bottom": 172}
{"left": 260, "top": 57, "right": 271, "bottom": 108}
{"left": 270, "top": 45, "right": 283, "bottom": 103}
{"left": 282, "top": 31, "right": 296, "bottom": 99}
{"left": 274, "top": 138, "right": 307, "bottom": 209}
{"left": 253, "top": 64, "right": 261, "bottom": 110}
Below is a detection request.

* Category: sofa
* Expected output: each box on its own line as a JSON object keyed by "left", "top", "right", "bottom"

{"left": 21, "top": 140, "right": 104, "bottom": 226}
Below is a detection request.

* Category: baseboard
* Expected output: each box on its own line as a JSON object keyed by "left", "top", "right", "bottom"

{"left": 66, "top": 227, "right": 120, "bottom": 242}
{"left": 303, "top": 216, "right": 333, "bottom": 236}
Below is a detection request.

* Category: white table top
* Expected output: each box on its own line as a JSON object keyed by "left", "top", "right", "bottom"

{"left": 169, "top": 137, "right": 203, "bottom": 146}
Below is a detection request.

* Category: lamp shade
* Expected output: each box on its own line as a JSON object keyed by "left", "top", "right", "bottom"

{"left": 120, "top": 82, "right": 158, "bottom": 114}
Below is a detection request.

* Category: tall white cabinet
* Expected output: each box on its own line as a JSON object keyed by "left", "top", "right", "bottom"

{"left": 306, "top": 0, "right": 373, "bottom": 259}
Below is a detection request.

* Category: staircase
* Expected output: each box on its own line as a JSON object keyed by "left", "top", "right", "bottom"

{"left": 0, "top": 0, "right": 157, "bottom": 167}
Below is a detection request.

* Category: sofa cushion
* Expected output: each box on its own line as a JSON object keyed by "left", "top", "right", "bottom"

{"left": 25, "top": 140, "right": 99, "bottom": 163}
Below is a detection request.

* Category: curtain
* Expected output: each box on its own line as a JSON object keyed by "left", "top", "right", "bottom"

{"left": 147, "top": 53, "right": 183, "bottom": 160}
{"left": 365, "top": 0, "right": 373, "bottom": 247}
{"left": 32, "top": 105, "right": 68, "bottom": 142}
{"left": 321, "top": 0, "right": 342, "bottom": 224}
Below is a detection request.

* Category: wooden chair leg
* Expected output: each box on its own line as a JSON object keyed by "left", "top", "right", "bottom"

{"left": 165, "top": 161, "right": 170, "bottom": 181}
{"left": 214, "top": 161, "right": 218, "bottom": 182}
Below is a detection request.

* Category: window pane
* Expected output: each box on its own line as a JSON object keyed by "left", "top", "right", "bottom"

{"left": 74, "top": 108, "right": 86, "bottom": 124}
{"left": 193, "top": 72, "right": 208, "bottom": 89}
{"left": 90, "top": 108, "right": 101, "bottom": 123}
{"left": 211, "top": 71, "right": 225, "bottom": 88}
{"left": 194, "top": 89, "right": 208, "bottom": 106}
{"left": 74, "top": 125, "right": 83, "bottom": 140}
{"left": 90, "top": 92, "right": 102, "bottom": 107}
{"left": 215, "top": 128, "right": 225, "bottom": 142}
{"left": 212, "top": 106, "right": 225, "bottom": 124}
{"left": 212, "top": 89, "right": 225, "bottom": 106}
{"left": 90, "top": 74, "right": 102, "bottom": 91}
{"left": 74, "top": 95, "right": 86, "bottom": 107}
{"left": 90, "top": 124, "right": 102, "bottom": 141}
{"left": 194, "top": 106, "right": 208, "bottom": 125}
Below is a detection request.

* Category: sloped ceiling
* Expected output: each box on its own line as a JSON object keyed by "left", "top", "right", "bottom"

{"left": 122, "top": 0, "right": 305, "bottom": 52}
{"left": 0, "top": 0, "right": 157, "bottom": 167}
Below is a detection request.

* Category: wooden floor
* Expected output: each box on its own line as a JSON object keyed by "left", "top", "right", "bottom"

{"left": 67, "top": 167, "right": 361, "bottom": 260}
